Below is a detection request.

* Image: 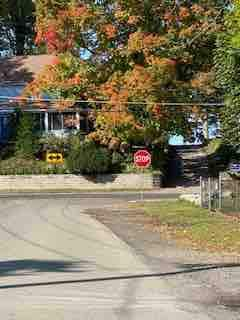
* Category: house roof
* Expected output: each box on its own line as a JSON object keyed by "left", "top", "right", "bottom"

{"left": 0, "top": 55, "right": 55, "bottom": 84}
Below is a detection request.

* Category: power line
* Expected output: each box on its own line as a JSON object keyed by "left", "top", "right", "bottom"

{"left": 0, "top": 95, "right": 224, "bottom": 107}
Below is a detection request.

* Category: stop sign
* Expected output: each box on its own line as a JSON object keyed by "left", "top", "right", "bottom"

{"left": 134, "top": 150, "right": 151, "bottom": 168}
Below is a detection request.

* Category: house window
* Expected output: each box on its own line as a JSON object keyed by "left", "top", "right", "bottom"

{"left": 33, "top": 113, "right": 45, "bottom": 131}
{"left": 63, "top": 113, "right": 78, "bottom": 130}
{"left": 39, "top": 112, "right": 92, "bottom": 133}
{"left": 48, "top": 113, "right": 62, "bottom": 131}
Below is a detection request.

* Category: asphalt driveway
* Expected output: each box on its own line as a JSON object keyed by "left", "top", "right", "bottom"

{"left": 0, "top": 197, "right": 238, "bottom": 319}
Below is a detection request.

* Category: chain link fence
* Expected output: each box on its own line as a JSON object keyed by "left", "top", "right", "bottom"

{"left": 200, "top": 174, "right": 240, "bottom": 214}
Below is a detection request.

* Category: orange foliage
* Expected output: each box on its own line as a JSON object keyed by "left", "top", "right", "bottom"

{"left": 125, "top": 65, "right": 153, "bottom": 94}
{"left": 191, "top": 4, "right": 205, "bottom": 15}
{"left": 51, "top": 56, "right": 61, "bottom": 65}
{"left": 69, "top": 4, "right": 88, "bottom": 18}
{"left": 164, "top": 11, "right": 175, "bottom": 23}
{"left": 31, "top": 0, "right": 221, "bottom": 146}
{"left": 35, "top": 3, "right": 92, "bottom": 53}
{"left": 191, "top": 72, "right": 216, "bottom": 95}
{"left": 102, "top": 24, "right": 117, "bottom": 39}
{"left": 179, "top": 7, "right": 190, "bottom": 20}
{"left": 128, "top": 15, "right": 140, "bottom": 25}
{"left": 179, "top": 25, "right": 196, "bottom": 38}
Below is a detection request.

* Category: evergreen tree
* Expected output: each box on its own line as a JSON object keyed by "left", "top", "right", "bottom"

{"left": 0, "top": 0, "right": 35, "bottom": 56}
{"left": 15, "top": 113, "right": 37, "bottom": 158}
{"left": 215, "top": 1, "right": 240, "bottom": 149}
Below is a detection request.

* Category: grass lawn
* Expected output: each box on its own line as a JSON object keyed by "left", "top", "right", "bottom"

{"left": 138, "top": 200, "right": 240, "bottom": 254}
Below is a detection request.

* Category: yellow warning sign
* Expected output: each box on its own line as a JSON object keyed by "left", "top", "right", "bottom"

{"left": 46, "top": 152, "right": 64, "bottom": 164}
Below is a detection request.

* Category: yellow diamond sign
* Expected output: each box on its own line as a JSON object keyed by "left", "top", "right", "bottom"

{"left": 46, "top": 152, "right": 64, "bottom": 164}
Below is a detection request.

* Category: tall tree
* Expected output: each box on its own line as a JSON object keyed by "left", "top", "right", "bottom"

{"left": 215, "top": 0, "right": 240, "bottom": 149}
{"left": 26, "top": 0, "right": 225, "bottom": 148}
{"left": 0, "top": 0, "right": 35, "bottom": 56}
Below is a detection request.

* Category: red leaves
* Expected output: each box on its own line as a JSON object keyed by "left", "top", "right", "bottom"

{"left": 34, "top": 3, "right": 92, "bottom": 53}
{"left": 35, "top": 30, "right": 43, "bottom": 45}
{"left": 40, "top": 25, "right": 75, "bottom": 53}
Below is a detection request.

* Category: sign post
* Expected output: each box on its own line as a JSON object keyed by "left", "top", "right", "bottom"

{"left": 134, "top": 149, "right": 151, "bottom": 201}
{"left": 46, "top": 152, "right": 64, "bottom": 173}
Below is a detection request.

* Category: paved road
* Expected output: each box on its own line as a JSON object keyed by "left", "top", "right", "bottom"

{"left": 0, "top": 189, "right": 192, "bottom": 200}
{"left": 0, "top": 197, "right": 237, "bottom": 319}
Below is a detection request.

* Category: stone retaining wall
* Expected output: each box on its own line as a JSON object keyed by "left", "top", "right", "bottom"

{"left": 0, "top": 173, "right": 163, "bottom": 191}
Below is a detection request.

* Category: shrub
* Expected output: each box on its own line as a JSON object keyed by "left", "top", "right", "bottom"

{"left": 151, "top": 145, "right": 167, "bottom": 171}
{"left": 40, "top": 134, "right": 68, "bottom": 153}
{"left": 0, "top": 157, "right": 45, "bottom": 175}
{"left": 0, "top": 157, "right": 68, "bottom": 175}
{"left": 110, "top": 151, "right": 124, "bottom": 172}
{"left": 15, "top": 113, "right": 38, "bottom": 158}
{"left": 67, "top": 141, "right": 111, "bottom": 174}
{"left": 206, "top": 139, "right": 236, "bottom": 176}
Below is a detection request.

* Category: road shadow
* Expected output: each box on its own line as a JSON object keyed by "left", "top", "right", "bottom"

{"left": 177, "top": 262, "right": 240, "bottom": 270}
{"left": 0, "top": 259, "right": 90, "bottom": 277}
{"left": 1, "top": 262, "right": 239, "bottom": 289}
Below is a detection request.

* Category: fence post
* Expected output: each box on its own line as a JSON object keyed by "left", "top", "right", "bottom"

{"left": 219, "top": 174, "right": 222, "bottom": 211}
{"left": 238, "top": 180, "right": 240, "bottom": 211}
{"left": 233, "top": 179, "right": 237, "bottom": 211}
{"left": 200, "top": 176, "right": 203, "bottom": 208}
{"left": 208, "top": 177, "right": 212, "bottom": 211}
{"left": 236, "top": 180, "right": 239, "bottom": 211}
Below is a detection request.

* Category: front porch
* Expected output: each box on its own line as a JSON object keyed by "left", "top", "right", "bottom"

{"left": 32, "top": 109, "right": 92, "bottom": 137}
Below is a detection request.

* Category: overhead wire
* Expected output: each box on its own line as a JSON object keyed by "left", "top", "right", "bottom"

{"left": 0, "top": 95, "right": 224, "bottom": 107}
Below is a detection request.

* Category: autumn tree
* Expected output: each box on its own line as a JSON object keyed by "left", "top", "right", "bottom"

{"left": 27, "top": 0, "right": 226, "bottom": 149}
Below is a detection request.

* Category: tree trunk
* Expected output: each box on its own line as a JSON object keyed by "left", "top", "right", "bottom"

{"left": 15, "top": 25, "right": 26, "bottom": 55}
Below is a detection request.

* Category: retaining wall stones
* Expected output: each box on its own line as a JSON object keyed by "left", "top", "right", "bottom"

{"left": 0, "top": 173, "right": 163, "bottom": 191}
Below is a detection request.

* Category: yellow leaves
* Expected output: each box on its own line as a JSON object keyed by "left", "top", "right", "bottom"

{"left": 96, "top": 101, "right": 135, "bottom": 134}
{"left": 114, "top": 9, "right": 126, "bottom": 20}
{"left": 127, "top": 31, "right": 167, "bottom": 55}
{"left": 68, "top": 4, "right": 89, "bottom": 18}
{"left": 114, "top": 7, "right": 139, "bottom": 25}
{"left": 191, "top": 72, "right": 216, "bottom": 96}
{"left": 124, "top": 65, "right": 155, "bottom": 97}
{"left": 57, "top": 98, "right": 75, "bottom": 110}
{"left": 179, "top": 25, "right": 196, "bottom": 38}
{"left": 146, "top": 56, "right": 176, "bottom": 70}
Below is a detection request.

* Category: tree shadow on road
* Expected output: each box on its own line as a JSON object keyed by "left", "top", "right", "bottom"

{"left": 0, "top": 262, "right": 239, "bottom": 289}
{"left": 177, "top": 262, "right": 240, "bottom": 270}
{"left": 0, "top": 259, "right": 90, "bottom": 277}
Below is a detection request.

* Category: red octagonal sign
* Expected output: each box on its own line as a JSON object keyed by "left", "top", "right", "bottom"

{"left": 134, "top": 150, "right": 151, "bottom": 168}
